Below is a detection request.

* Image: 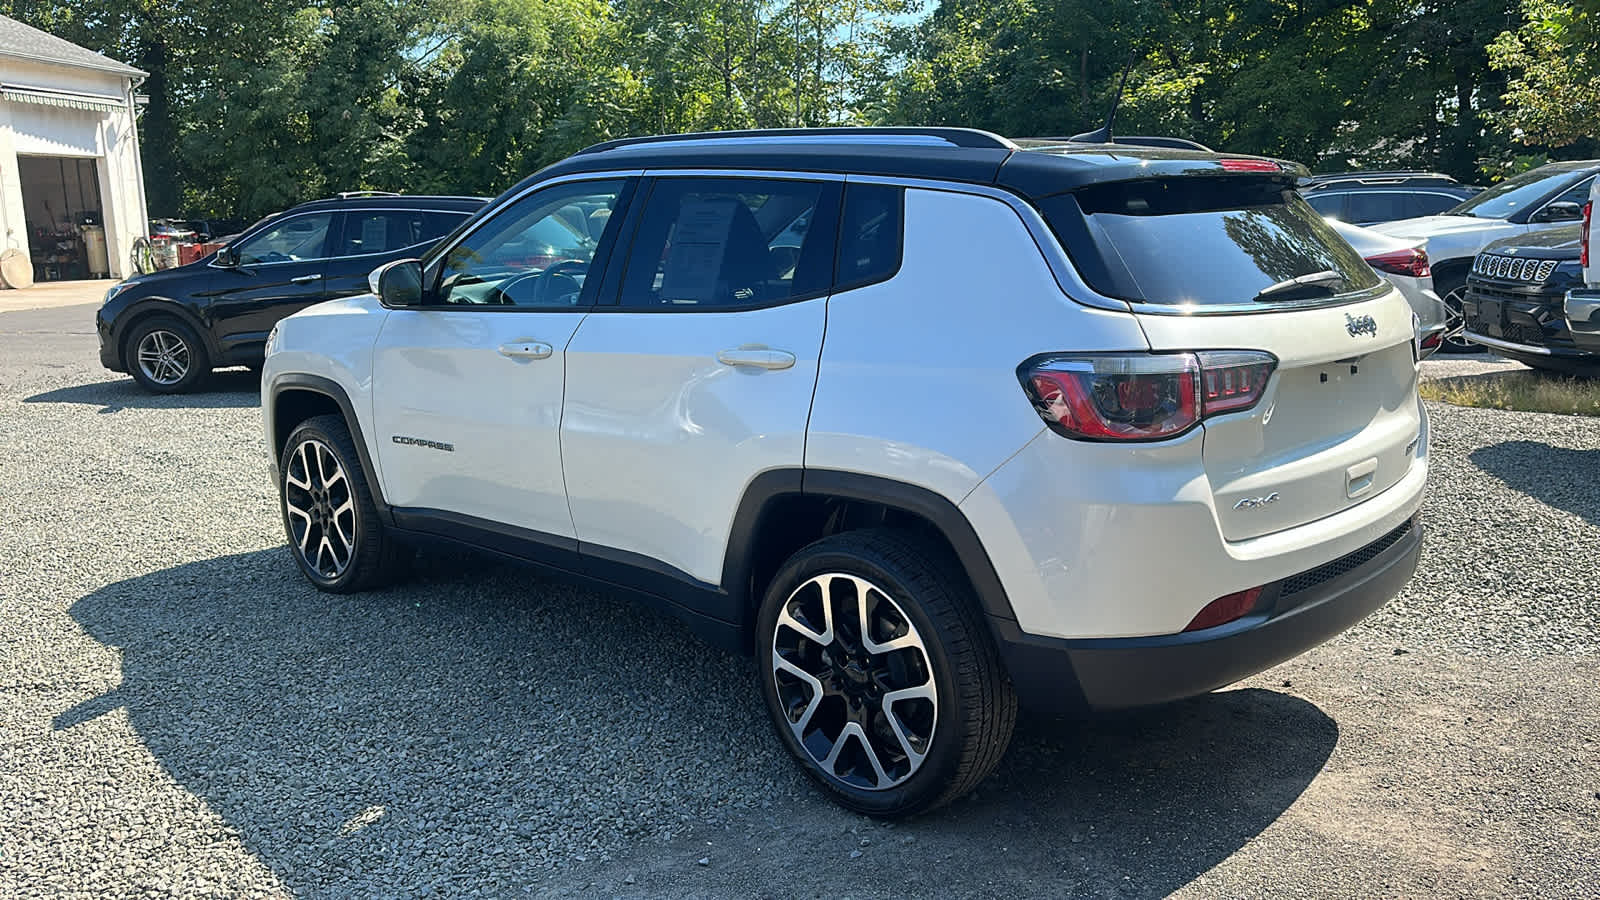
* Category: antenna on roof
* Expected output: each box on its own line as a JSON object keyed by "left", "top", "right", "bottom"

{"left": 1068, "top": 52, "right": 1137, "bottom": 144}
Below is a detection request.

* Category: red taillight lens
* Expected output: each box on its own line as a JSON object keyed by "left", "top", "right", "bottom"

{"left": 1420, "top": 332, "right": 1442, "bottom": 350}
{"left": 1027, "top": 355, "right": 1200, "bottom": 441}
{"left": 1219, "top": 158, "right": 1282, "bottom": 173}
{"left": 1184, "top": 587, "right": 1263, "bottom": 632}
{"left": 1198, "top": 350, "right": 1277, "bottom": 415}
{"left": 1582, "top": 201, "right": 1591, "bottom": 268}
{"left": 1366, "top": 247, "right": 1430, "bottom": 278}
{"left": 1022, "top": 351, "right": 1276, "bottom": 441}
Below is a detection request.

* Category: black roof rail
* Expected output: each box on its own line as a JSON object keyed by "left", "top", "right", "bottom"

{"left": 334, "top": 190, "right": 402, "bottom": 199}
{"left": 1300, "top": 171, "right": 1459, "bottom": 188}
{"left": 576, "top": 127, "right": 1018, "bottom": 155}
{"left": 1025, "top": 135, "right": 1214, "bottom": 152}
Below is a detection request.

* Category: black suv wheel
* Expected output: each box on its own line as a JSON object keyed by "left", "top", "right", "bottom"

{"left": 756, "top": 529, "right": 1017, "bottom": 817}
{"left": 125, "top": 316, "right": 210, "bottom": 393}
{"left": 280, "top": 415, "right": 410, "bottom": 592}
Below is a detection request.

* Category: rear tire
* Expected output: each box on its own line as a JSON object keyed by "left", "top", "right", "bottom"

{"left": 756, "top": 529, "right": 1016, "bottom": 817}
{"left": 125, "top": 316, "right": 210, "bottom": 393}
{"left": 280, "top": 414, "right": 410, "bottom": 593}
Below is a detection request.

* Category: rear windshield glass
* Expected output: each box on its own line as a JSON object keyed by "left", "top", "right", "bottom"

{"left": 1037, "top": 177, "right": 1381, "bottom": 307}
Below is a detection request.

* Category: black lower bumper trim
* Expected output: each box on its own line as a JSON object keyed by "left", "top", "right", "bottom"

{"left": 994, "top": 517, "right": 1423, "bottom": 715}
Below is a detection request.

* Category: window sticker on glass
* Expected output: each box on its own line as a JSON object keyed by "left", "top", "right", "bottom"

{"left": 659, "top": 197, "right": 739, "bottom": 303}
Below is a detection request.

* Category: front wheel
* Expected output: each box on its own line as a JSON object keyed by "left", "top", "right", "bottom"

{"left": 756, "top": 529, "right": 1017, "bottom": 817}
{"left": 126, "top": 317, "right": 210, "bottom": 393}
{"left": 1434, "top": 273, "right": 1478, "bottom": 354}
{"left": 280, "top": 414, "right": 410, "bottom": 593}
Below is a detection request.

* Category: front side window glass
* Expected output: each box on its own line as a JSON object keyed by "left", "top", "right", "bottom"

{"left": 434, "top": 181, "right": 623, "bottom": 308}
{"left": 619, "top": 177, "right": 839, "bottom": 308}
{"left": 233, "top": 213, "right": 333, "bottom": 265}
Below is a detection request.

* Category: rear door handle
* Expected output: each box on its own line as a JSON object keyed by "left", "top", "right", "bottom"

{"left": 717, "top": 347, "right": 796, "bottom": 370}
{"left": 498, "top": 341, "right": 553, "bottom": 360}
{"left": 289, "top": 273, "right": 322, "bottom": 284}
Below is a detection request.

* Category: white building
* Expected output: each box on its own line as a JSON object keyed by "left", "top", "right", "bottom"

{"left": 0, "top": 15, "right": 147, "bottom": 283}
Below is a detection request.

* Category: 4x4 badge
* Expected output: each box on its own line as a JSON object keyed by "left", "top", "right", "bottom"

{"left": 1346, "top": 313, "right": 1378, "bottom": 337}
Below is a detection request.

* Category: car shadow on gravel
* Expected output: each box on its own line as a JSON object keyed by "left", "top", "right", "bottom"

{"left": 1472, "top": 440, "right": 1600, "bottom": 525}
{"left": 61, "top": 548, "right": 1337, "bottom": 897}
{"left": 24, "top": 370, "right": 260, "bottom": 411}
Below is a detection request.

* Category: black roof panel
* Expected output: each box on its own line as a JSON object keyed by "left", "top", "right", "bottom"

{"left": 511, "top": 129, "right": 1305, "bottom": 202}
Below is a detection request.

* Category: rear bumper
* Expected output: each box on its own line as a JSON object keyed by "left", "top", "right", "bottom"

{"left": 994, "top": 515, "right": 1422, "bottom": 714}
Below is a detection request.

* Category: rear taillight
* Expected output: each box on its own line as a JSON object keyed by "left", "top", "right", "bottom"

{"left": 1420, "top": 332, "right": 1442, "bottom": 351}
{"left": 1020, "top": 351, "right": 1277, "bottom": 442}
{"left": 1184, "top": 587, "right": 1263, "bottom": 632}
{"left": 1582, "top": 201, "right": 1591, "bottom": 268}
{"left": 1366, "top": 247, "right": 1430, "bottom": 278}
{"left": 1219, "top": 158, "right": 1282, "bottom": 173}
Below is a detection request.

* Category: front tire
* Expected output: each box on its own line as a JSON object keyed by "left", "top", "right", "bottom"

{"left": 756, "top": 529, "right": 1016, "bottom": 817}
{"left": 125, "top": 316, "right": 210, "bottom": 393}
{"left": 1434, "top": 273, "right": 1478, "bottom": 354}
{"left": 280, "top": 414, "right": 410, "bottom": 593}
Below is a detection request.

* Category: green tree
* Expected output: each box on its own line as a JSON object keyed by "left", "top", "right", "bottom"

{"left": 1490, "top": 0, "right": 1600, "bottom": 147}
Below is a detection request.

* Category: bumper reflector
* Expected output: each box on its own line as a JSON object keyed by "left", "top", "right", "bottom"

{"left": 1184, "top": 586, "right": 1263, "bottom": 632}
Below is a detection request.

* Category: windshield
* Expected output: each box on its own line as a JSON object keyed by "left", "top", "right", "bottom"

{"left": 1446, "top": 167, "right": 1586, "bottom": 219}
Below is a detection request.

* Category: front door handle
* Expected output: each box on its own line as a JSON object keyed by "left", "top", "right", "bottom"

{"left": 498, "top": 341, "right": 553, "bottom": 360}
{"left": 289, "top": 273, "right": 322, "bottom": 284}
{"left": 717, "top": 346, "right": 796, "bottom": 370}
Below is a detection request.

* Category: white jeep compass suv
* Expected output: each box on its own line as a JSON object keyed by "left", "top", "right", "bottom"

{"left": 262, "top": 128, "right": 1428, "bottom": 817}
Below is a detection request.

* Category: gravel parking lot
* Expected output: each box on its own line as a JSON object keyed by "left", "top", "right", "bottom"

{"left": 2, "top": 305, "right": 1598, "bottom": 898}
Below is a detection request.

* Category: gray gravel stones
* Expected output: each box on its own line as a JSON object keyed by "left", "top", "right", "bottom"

{"left": 3, "top": 305, "right": 1599, "bottom": 897}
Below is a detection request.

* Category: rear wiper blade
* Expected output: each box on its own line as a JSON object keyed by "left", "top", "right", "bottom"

{"left": 1253, "top": 270, "right": 1344, "bottom": 302}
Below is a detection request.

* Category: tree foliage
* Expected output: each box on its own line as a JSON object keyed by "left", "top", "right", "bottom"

{"left": 1, "top": 0, "right": 1594, "bottom": 217}
{"left": 1489, "top": 0, "right": 1600, "bottom": 147}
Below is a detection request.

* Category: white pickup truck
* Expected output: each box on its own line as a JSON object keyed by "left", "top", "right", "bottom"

{"left": 1568, "top": 181, "right": 1600, "bottom": 354}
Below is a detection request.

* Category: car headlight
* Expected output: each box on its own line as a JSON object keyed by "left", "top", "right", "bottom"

{"left": 103, "top": 282, "right": 132, "bottom": 305}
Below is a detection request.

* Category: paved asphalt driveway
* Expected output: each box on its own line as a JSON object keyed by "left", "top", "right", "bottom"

{"left": 2, "top": 303, "right": 1597, "bottom": 898}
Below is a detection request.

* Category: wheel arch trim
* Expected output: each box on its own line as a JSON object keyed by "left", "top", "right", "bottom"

{"left": 266, "top": 373, "right": 389, "bottom": 515}
{"left": 723, "top": 468, "right": 1018, "bottom": 628}
{"left": 112, "top": 298, "right": 220, "bottom": 367}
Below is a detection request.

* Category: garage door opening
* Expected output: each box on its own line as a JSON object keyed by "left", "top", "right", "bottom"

{"left": 19, "top": 155, "right": 109, "bottom": 282}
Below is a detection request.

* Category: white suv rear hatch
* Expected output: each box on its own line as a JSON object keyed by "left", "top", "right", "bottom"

{"left": 1037, "top": 171, "right": 1422, "bottom": 540}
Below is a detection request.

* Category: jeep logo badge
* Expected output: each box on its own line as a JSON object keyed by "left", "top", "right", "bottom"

{"left": 1345, "top": 313, "right": 1378, "bottom": 337}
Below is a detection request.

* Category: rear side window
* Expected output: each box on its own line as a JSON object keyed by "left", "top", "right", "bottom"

{"left": 1345, "top": 192, "right": 1409, "bottom": 224}
{"left": 1038, "top": 177, "right": 1382, "bottom": 307}
{"left": 1303, "top": 192, "right": 1345, "bottom": 218}
{"left": 1408, "top": 193, "right": 1461, "bottom": 218}
{"left": 619, "top": 177, "right": 840, "bottom": 308}
{"left": 836, "top": 184, "right": 903, "bottom": 289}
{"left": 336, "top": 210, "right": 468, "bottom": 256}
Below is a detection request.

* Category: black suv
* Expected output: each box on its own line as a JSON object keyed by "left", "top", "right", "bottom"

{"left": 1460, "top": 225, "right": 1595, "bottom": 373}
{"left": 1299, "top": 171, "right": 1480, "bottom": 225}
{"left": 98, "top": 194, "right": 488, "bottom": 392}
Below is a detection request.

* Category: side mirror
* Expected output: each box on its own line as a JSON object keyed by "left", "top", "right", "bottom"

{"left": 372, "top": 258, "right": 424, "bottom": 306}
{"left": 1535, "top": 201, "right": 1582, "bottom": 222}
{"left": 213, "top": 245, "right": 237, "bottom": 267}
